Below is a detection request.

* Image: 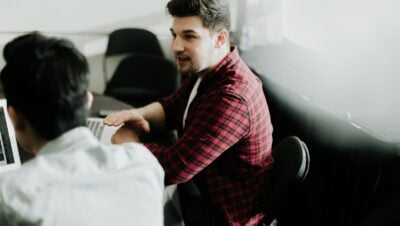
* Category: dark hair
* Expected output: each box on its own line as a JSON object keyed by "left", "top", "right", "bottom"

{"left": 166, "top": 0, "right": 231, "bottom": 32}
{"left": 0, "top": 32, "right": 89, "bottom": 140}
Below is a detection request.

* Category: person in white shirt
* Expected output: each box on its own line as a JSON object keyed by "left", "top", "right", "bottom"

{"left": 0, "top": 32, "right": 164, "bottom": 226}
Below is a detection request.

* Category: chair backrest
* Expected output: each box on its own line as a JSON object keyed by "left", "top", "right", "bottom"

{"left": 104, "top": 54, "right": 180, "bottom": 107}
{"left": 103, "top": 28, "right": 164, "bottom": 82}
{"left": 264, "top": 136, "right": 310, "bottom": 225}
{"left": 105, "top": 28, "right": 164, "bottom": 57}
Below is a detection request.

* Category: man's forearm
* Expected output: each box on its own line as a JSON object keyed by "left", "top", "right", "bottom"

{"left": 136, "top": 102, "right": 166, "bottom": 132}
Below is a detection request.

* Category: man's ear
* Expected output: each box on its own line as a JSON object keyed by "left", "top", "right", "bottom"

{"left": 215, "top": 29, "right": 229, "bottom": 48}
{"left": 87, "top": 91, "right": 93, "bottom": 109}
{"left": 7, "top": 106, "right": 25, "bottom": 130}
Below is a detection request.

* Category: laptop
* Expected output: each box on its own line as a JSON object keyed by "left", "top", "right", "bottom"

{"left": 86, "top": 117, "right": 120, "bottom": 144}
{"left": 0, "top": 99, "right": 21, "bottom": 174}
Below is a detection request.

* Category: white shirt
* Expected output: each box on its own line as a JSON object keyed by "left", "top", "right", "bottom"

{"left": 182, "top": 77, "right": 202, "bottom": 128}
{"left": 0, "top": 127, "right": 164, "bottom": 226}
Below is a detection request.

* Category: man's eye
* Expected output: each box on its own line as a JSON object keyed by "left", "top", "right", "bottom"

{"left": 184, "top": 35, "right": 196, "bottom": 39}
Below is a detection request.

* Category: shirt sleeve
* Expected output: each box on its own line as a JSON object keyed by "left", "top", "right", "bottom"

{"left": 145, "top": 91, "right": 250, "bottom": 185}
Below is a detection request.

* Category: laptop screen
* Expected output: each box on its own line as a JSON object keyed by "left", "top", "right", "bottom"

{"left": 0, "top": 99, "right": 21, "bottom": 173}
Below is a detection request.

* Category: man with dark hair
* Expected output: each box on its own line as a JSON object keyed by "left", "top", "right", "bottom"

{"left": 105, "top": 0, "right": 274, "bottom": 225}
{"left": 0, "top": 32, "right": 164, "bottom": 226}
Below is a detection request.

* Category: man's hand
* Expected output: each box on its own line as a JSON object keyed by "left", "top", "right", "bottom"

{"left": 111, "top": 125, "right": 142, "bottom": 144}
{"left": 104, "top": 109, "right": 150, "bottom": 133}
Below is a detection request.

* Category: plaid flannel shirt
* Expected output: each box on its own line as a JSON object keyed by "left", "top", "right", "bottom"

{"left": 145, "top": 46, "right": 273, "bottom": 225}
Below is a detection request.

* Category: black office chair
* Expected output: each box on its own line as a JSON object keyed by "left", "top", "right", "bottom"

{"left": 263, "top": 136, "right": 310, "bottom": 225}
{"left": 103, "top": 28, "right": 164, "bottom": 83}
{"left": 104, "top": 54, "right": 180, "bottom": 107}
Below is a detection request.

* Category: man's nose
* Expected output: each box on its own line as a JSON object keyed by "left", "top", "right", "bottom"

{"left": 171, "top": 37, "right": 184, "bottom": 52}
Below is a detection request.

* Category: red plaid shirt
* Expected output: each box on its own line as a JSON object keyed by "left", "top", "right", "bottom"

{"left": 145, "top": 46, "right": 273, "bottom": 225}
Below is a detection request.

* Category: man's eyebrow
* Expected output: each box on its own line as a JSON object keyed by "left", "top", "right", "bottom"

{"left": 182, "top": 30, "right": 197, "bottom": 34}
{"left": 169, "top": 28, "right": 197, "bottom": 34}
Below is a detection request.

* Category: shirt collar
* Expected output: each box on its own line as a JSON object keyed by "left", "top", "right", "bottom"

{"left": 198, "top": 45, "right": 240, "bottom": 92}
{"left": 38, "top": 127, "right": 97, "bottom": 156}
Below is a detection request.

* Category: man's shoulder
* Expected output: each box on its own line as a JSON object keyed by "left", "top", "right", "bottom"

{"left": 212, "top": 63, "right": 259, "bottom": 96}
{"left": 0, "top": 159, "right": 40, "bottom": 186}
{"left": 0, "top": 162, "right": 44, "bottom": 218}
{"left": 109, "top": 143, "right": 164, "bottom": 173}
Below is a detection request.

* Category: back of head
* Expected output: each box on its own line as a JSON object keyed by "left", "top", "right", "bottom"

{"left": 166, "top": 0, "right": 231, "bottom": 33}
{"left": 0, "top": 32, "right": 89, "bottom": 140}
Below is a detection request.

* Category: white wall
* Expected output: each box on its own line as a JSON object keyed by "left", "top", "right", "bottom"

{"left": 280, "top": 0, "right": 400, "bottom": 141}
{"left": 0, "top": 0, "right": 173, "bottom": 93}
{"left": 0, "top": 0, "right": 168, "bottom": 32}
{"left": 282, "top": 0, "right": 400, "bottom": 104}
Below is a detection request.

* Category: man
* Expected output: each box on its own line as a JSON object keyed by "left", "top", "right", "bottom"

{"left": 0, "top": 32, "right": 164, "bottom": 226}
{"left": 104, "top": 0, "right": 274, "bottom": 225}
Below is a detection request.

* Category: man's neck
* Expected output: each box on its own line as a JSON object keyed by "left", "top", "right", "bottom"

{"left": 31, "top": 139, "right": 47, "bottom": 155}
{"left": 197, "top": 45, "right": 230, "bottom": 78}
{"left": 14, "top": 118, "right": 48, "bottom": 155}
{"left": 214, "top": 44, "right": 230, "bottom": 64}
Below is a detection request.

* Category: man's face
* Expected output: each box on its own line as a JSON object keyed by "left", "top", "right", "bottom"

{"left": 170, "top": 16, "right": 218, "bottom": 74}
